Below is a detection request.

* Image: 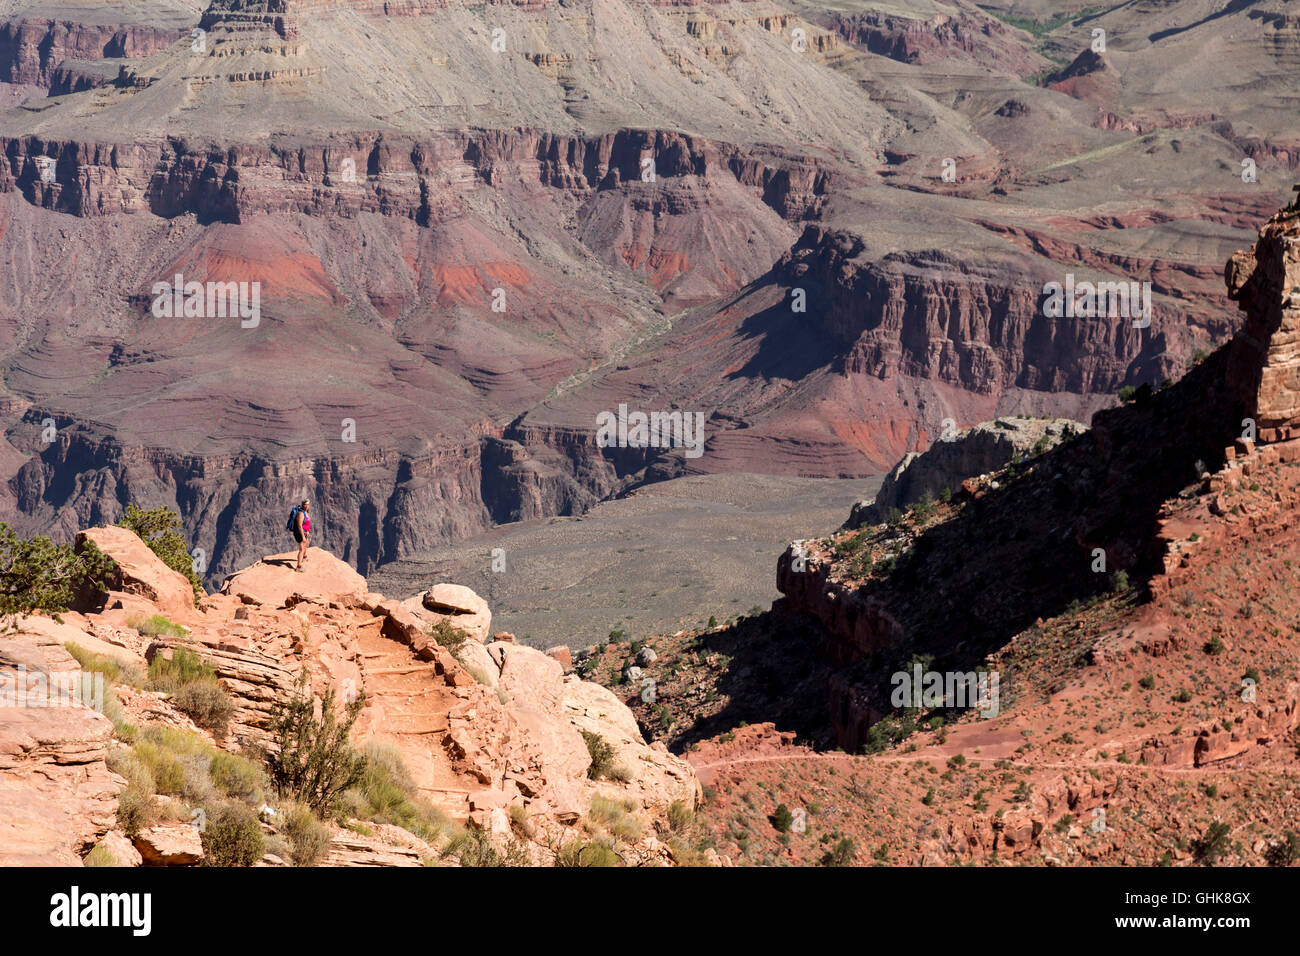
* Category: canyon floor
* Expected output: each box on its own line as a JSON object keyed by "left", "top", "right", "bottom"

{"left": 370, "top": 472, "right": 879, "bottom": 649}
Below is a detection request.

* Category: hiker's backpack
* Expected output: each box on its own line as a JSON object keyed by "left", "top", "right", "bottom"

{"left": 286, "top": 506, "right": 302, "bottom": 532}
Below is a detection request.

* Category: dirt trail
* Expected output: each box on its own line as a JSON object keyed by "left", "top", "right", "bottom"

{"left": 352, "top": 621, "right": 474, "bottom": 819}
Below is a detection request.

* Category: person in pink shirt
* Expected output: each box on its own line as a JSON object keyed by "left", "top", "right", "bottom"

{"left": 289, "top": 499, "right": 311, "bottom": 572}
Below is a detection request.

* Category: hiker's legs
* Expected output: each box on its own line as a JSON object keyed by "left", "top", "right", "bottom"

{"left": 297, "top": 536, "right": 307, "bottom": 570}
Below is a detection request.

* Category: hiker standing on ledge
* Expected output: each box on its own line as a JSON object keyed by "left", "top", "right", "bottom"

{"left": 289, "top": 499, "right": 311, "bottom": 572}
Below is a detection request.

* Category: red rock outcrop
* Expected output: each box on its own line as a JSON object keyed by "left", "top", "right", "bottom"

{"left": 1225, "top": 197, "right": 1300, "bottom": 441}
{"left": 0, "top": 624, "right": 123, "bottom": 865}
{"left": 0, "top": 17, "right": 186, "bottom": 87}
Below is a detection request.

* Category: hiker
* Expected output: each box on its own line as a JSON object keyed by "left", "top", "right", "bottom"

{"left": 288, "top": 499, "right": 311, "bottom": 571}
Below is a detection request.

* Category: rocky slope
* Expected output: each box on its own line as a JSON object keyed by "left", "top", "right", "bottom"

{"left": 586, "top": 194, "right": 1300, "bottom": 865}
{"left": 0, "top": 526, "right": 701, "bottom": 866}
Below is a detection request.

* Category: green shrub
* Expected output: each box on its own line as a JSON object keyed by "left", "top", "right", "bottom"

{"left": 175, "top": 680, "right": 235, "bottom": 737}
{"left": 131, "top": 740, "right": 185, "bottom": 795}
{"left": 264, "top": 671, "right": 366, "bottom": 818}
{"left": 209, "top": 751, "right": 265, "bottom": 801}
{"left": 820, "top": 837, "right": 856, "bottom": 866}
{"left": 201, "top": 800, "right": 265, "bottom": 866}
{"left": 588, "top": 795, "right": 643, "bottom": 842}
{"left": 428, "top": 619, "right": 469, "bottom": 651}
{"left": 146, "top": 646, "right": 213, "bottom": 694}
{"left": 772, "top": 804, "right": 794, "bottom": 832}
{"left": 582, "top": 730, "right": 617, "bottom": 780}
{"left": 83, "top": 844, "right": 119, "bottom": 867}
{"left": 63, "top": 642, "right": 144, "bottom": 687}
{"left": 442, "top": 829, "right": 531, "bottom": 867}
{"left": 130, "top": 614, "right": 188, "bottom": 639}
{"left": 1194, "top": 821, "right": 1232, "bottom": 865}
{"left": 1266, "top": 831, "right": 1300, "bottom": 867}
{"left": 283, "top": 803, "right": 332, "bottom": 866}
{"left": 666, "top": 800, "right": 693, "bottom": 834}
{"left": 345, "top": 742, "right": 451, "bottom": 843}
{"left": 0, "top": 523, "right": 115, "bottom": 619}
{"left": 117, "top": 505, "right": 203, "bottom": 601}
{"left": 554, "top": 837, "right": 621, "bottom": 867}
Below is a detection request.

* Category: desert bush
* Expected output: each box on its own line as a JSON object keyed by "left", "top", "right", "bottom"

{"left": 1194, "top": 821, "right": 1233, "bottom": 865}
{"left": 146, "top": 646, "right": 213, "bottom": 694}
{"left": 554, "top": 836, "right": 621, "bottom": 867}
{"left": 588, "top": 795, "right": 643, "bottom": 843}
{"left": 201, "top": 800, "right": 265, "bottom": 866}
{"left": 509, "top": 804, "right": 534, "bottom": 839}
{"left": 820, "top": 836, "right": 856, "bottom": 866}
{"left": 63, "top": 642, "right": 144, "bottom": 687}
{"left": 283, "top": 802, "right": 332, "bottom": 866}
{"left": 116, "top": 505, "right": 203, "bottom": 602}
{"left": 131, "top": 739, "right": 185, "bottom": 795}
{"left": 666, "top": 800, "right": 693, "bottom": 835}
{"left": 209, "top": 751, "right": 265, "bottom": 801}
{"left": 345, "top": 741, "right": 451, "bottom": 843}
{"left": 1265, "top": 831, "right": 1300, "bottom": 867}
{"left": 175, "top": 679, "right": 235, "bottom": 737}
{"left": 63, "top": 642, "right": 139, "bottom": 739}
{"left": 427, "top": 619, "right": 470, "bottom": 651}
{"left": 129, "top": 614, "right": 188, "bottom": 639}
{"left": 83, "top": 844, "right": 119, "bottom": 867}
{"left": 442, "top": 829, "right": 531, "bottom": 867}
{"left": 264, "top": 671, "right": 366, "bottom": 817}
{"left": 582, "top": 730, "right": 617, "bottom": 780}
{"left": 0, "top": 523, "right": 115, "bottom": 620}
{"left": 771, "top": 804, "right": 794, "bottom": 833}
{"left": 107, "top": 751, "right": 158, "bottom": 836}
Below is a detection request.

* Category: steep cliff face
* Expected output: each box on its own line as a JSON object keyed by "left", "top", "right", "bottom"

{"left": 813, "top": 0, "right": 1046, "bottom": 75}
{"left": 1225, "top": 196, "right": 1300, "bottom": 440}
{"left": 0, "top": 128, "right": 831, "bottom": 226}
{"left": 783, "top": 226, "right": 1181, "bottom": 398}
{"left": 0, "top": 18, "right": 186, "bottom": 87}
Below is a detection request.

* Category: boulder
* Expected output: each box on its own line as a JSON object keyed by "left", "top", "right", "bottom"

{"left": 455, "top": 640, "right": 501, "bottom": 687}
{"left": 76, "top": 526, "right": 196, "bottom": 620}
{"left": 414, "top": 584, "right": 492, "bottom": 641}
{"left": 635, "top": 647, "right": 657, "bottom": 666}
{"left": 220, "top": 548, "right": 367, "bottom": 608}
{"left": 133, "top": 824, "right": 204, "bottom": 865}
{"left": 563, "top": 678, "right": 702, "bottom": 810}
{"left": 545, "top": 645, "right": 573, "bottom": 671}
